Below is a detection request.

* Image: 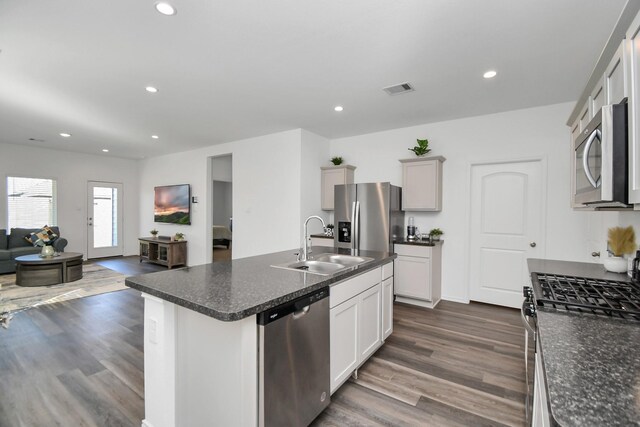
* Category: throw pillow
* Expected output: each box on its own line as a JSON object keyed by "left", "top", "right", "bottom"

{"left": 24, "top": 225, "right": 58, "bottom": 246}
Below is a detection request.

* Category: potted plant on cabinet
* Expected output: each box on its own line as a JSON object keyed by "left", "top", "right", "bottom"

{"left": 604, "top": 226, "right": 636, "bottom": 273}
{"left": 429, "top": 228, "right": 444, "bottom": 241}
{"left": 408, "top": 138, "right": 431, "bottom": 157}
{"left": 331, "top": 156, "right": 343, "bottom": 165}
{"left": 174, "top": 232, "right": 185, "bottom": 242}
{"left": 150, "top": 229, "right": 159, "bottom": 238}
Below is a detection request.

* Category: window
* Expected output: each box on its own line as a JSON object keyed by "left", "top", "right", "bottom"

{"left": 7, "top": 177, "right": 57, "bottom": 229}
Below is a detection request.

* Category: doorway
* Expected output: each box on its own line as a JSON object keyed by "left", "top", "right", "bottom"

{"left": 87, "top": 181, "right": 124, "bottom": 259}
{"left": 210, "top": 155, "right": 233, "bottom": 262}
{"left": 468, "top": 159, "right": 546, "bottom": 308}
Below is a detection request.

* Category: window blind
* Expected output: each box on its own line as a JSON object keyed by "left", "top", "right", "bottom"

{"left": 7, "top": 177, "right": 57, "bottom": 229}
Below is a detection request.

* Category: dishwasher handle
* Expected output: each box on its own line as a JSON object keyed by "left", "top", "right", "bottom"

{"left": 293, "top": 305, "right": 310, "bottom": 319}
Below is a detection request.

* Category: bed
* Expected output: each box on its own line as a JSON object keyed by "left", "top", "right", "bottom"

{"left": 213, "top": 225, "right": 232, "bottom": 249}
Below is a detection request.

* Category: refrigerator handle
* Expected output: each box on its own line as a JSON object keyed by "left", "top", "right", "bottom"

{"left": 353, "top": 201, "right": 360, "bottom": 251}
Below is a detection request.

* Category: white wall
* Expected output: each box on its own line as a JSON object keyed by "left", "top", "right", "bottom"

{"left": 0, "top": 142, "right": 139, "bottom": 257}
{"left": 211, "top": 155, "right": 232, "bottom": 182}
{"left": 300, "top": 130, "right": 331, "bottom": 238}
{"left": 139, "top": 129, "right": 305, "bottom": 265}
{"left": 329, "top": 102, "right": 639, "bottom": 302}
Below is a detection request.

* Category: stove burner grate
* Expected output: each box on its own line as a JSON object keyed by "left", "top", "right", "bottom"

{"left": 531, "top": 273, "right": 640, "bottom": 320}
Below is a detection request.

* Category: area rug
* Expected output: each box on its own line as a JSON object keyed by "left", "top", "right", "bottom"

{"left": 0, "top": 263, "right": 126, "bottom": 315}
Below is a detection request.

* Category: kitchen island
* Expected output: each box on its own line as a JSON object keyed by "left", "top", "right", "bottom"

{"left": 527, "top": 259, "right": 640, "bottom": 426}
{"left": 125, "top": 247, "right": 395, "bottom": 427}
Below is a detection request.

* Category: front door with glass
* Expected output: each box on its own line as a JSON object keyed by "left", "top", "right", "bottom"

{"left": 87, "top": 181, "right": 123, "bottom": 259}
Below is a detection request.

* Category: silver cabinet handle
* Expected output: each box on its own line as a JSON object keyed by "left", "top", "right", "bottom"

{"left": 582, "top": 128, "right": 602, "bottom": 188}
{"left": 530, "top": 242, "right": 536, "bottom": 248}
{"left": 592, "top": 251, "right": 601, "bottom": 257}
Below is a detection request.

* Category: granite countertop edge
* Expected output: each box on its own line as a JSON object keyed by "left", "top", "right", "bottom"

{"left": 125, "top": 250, "right": 396, "bottom": 322}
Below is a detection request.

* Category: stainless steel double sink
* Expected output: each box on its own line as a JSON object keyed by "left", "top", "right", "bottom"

{"left": 271, "top": 253, "right": 374, "bottom": 276}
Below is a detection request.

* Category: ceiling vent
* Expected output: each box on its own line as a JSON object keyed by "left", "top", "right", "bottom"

{"left": 383, "top": 82, "right": 415, "bottom": 95}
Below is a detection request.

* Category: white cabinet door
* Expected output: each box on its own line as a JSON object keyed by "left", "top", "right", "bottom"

{"left": 400, "top": 157, "right": 444, "bottom": 211}
{"left": 627, "top": 13, "right": 640, "bottom": 203}
{"left": 590, "top": 82, "right": 605, "bottom": 116}
{"left": 320, "top": 165, "right": 355, "bottom": 210}
{"left": 358, "top": 284, "right": 382, "bottom": 361}
{"left": 579, "top": 104, "right": 591, "bottom": 131}
{"left": 330, "top": 296, "right": 359, "bottom": 393}
{"left": 381, "top": 277, "right": 393, "bottom": 340}
{"left": 605, "top": 41, "right": 627, "bottom": 105}
{"left": 394, "top": 255, "right": 431, "bottom": 301}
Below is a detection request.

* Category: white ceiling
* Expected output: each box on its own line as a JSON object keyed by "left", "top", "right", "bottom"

{"left": 0, "top": 0, "right": 628, "bottom": 159}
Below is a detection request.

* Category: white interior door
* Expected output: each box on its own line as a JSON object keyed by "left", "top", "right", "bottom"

{"left": 469, "top": 160, "right": 545, "bottom": 308}
{"left": 88, "top": 181, "right": 123, "bottom": 259}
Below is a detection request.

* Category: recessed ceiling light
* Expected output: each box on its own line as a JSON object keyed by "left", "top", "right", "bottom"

{"left": 483, "top": 70, "right": 497, "bottom": 79}
{"left": 59, "top": 132, "right": 71, "bottom": 137}
{"left": 151, "top": 135, "right": 159, "bottom": 139}
{"left": 334, "top": 106, "right": 344, "bottom": 112}
{"left": 102, "top": 149, "right": 109, "bottom": 153}
{"left": 155, "top": 2, "right": 176, "bottom": 16}
{"left": 145, "top": 86, "right": 158, "bottom": 93}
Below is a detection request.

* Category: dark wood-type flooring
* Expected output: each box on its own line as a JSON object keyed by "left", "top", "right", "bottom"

{"left": 0, "top": 256, "right": 525, "bottom": 426}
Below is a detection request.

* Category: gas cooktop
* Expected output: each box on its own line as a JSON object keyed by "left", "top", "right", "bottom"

{"left": 531, "top": 273, "right": 640, "bottom": 320}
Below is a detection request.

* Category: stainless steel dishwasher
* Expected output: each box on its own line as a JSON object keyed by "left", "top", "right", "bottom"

{"left": 258, "top": 287, "right": 330, "bottom": 427}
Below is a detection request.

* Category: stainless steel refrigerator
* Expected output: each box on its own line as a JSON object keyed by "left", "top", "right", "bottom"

{"left": 334, "top": 182, "right": 404, "bottom": 252}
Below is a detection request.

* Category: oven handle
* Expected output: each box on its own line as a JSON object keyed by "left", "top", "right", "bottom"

{"left": 521, "top": 300, "right": 536, "bottom": 335}
{"left": 582, "top": 128, "right": 602, "bottom": 188}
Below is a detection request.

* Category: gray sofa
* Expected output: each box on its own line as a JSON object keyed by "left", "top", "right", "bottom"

{"left": 0, "top": 227, "right": 68, "bottom": 274}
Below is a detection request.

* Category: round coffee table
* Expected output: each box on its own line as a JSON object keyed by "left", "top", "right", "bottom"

{"left": 15, "top": 252, "right": 84, "bottom": 287}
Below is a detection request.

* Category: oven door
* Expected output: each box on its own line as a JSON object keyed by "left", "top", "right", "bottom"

{"left": 521, "top": 298, "right": 537, "bottom": 426}
{"left": 574, "top": 112, "right": 603, "bottom": 205}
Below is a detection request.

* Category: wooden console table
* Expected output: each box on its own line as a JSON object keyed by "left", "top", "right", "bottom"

{"left": 139, "top": 237, "right": 187, "bottom": 269}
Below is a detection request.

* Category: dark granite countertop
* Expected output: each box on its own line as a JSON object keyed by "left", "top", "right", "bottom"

{"left": 125, "top": 247, "right": 395, "bottom": 322}
{"left": 528, "top": 258, "right": 640, "bottom": 426}
{"left": 393, "top": 238, "right": 443, "bottom": 246}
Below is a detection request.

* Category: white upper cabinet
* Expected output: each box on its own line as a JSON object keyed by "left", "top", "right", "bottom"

{"left": 606, "top": 41, "right": 627, "bottom": 105}
{"left": 627, "top": 12, "right": 640, "bottom": 203}
{"left": 590, "top": 82, "right": 605, "bottom": 116}
{"left": 579, "top": 104, "right": 591, "bottom": 132}
{"left": 399, "top": 156, "right": 446, "bottom": 211}
{"left": 321, "top": 165, "right": 355, "bottom": 210}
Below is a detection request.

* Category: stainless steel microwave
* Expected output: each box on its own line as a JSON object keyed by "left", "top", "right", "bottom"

{"left": 574, "top": 102, "right": 628, "bottom": 207}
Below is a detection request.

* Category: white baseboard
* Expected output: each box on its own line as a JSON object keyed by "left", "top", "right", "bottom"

{"left": 395, "top": 296, "right": 439, "bottom": 309}
{"left": 441, "top": 295, "right": 470, "bottom": 304}
{"left": 141, "top": 419, "right": 154, "bottom": 427}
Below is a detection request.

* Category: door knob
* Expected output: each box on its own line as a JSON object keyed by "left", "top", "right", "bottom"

{"left": 529, "top": 242, "right": 537, "bottom": 248}
{"left": 592, "top": 251, "right": 600, "bottom": 257}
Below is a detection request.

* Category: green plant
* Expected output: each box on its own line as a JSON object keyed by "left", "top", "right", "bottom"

{"left": 174, "top": 232, "right": 184, "bottom": 241}
{"left": 409, "top": 138, "right": 431, "bottom": 157}
{"left": 150, "top": 229, "right": 158, "bottom": 236}
{"left": 608, "top": 226, "right": 636, "bottom": 256}
{"left": 429, "top": 228, "right": 443, "bottom": 237}
{"left": 331, "top": 156, "right": 343, "bottom": 165}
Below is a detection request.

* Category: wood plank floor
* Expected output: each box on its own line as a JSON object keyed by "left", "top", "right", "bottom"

{"left": 1, "top": 257, "right": 525, "bottom": 426}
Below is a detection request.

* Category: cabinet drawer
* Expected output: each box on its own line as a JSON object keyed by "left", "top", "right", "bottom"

{"left": 394, "top": 244, "right": 432, "bottom": 258}
{"left": 330, "top": 267, "right": 381, "bottom": 309}
{"left": 382, "top": 262, "right": 393, "bottom": 280}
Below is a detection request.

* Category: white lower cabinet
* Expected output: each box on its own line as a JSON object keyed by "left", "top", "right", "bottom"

{"left": 533, "top": 351, "right": 551, "bottom": 427}
{"left": 394, "top": 243, "right": 442, "bottom": 308}
{"left": 330, "top": 264, "right": 392, "bottom": 394}
{"left": 329, "top": 295, "right": 359, "bottom": 392}
{"left": 381, "top": 277, "right": 393, "bottom": 340}
{"left": 358, "top": 284, "right": 382, "bottom": 361}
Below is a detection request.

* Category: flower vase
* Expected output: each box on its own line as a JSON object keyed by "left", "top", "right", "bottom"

{"left": 603, "top": 256, "right": 627, "bottom": 273}
{"left": 40, "top": 245, "right": 55, "bottom": 258}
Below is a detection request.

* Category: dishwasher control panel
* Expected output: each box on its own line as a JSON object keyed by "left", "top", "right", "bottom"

{"left": 257, "top": 287, "right": 329, "bottom": 325}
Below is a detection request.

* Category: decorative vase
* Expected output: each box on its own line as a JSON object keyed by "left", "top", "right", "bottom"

{"left": 40, "top": 245, "right": 55, "bottom": 257}
{"left": 603, "top": 256, "right": 627, "bottom": 273}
